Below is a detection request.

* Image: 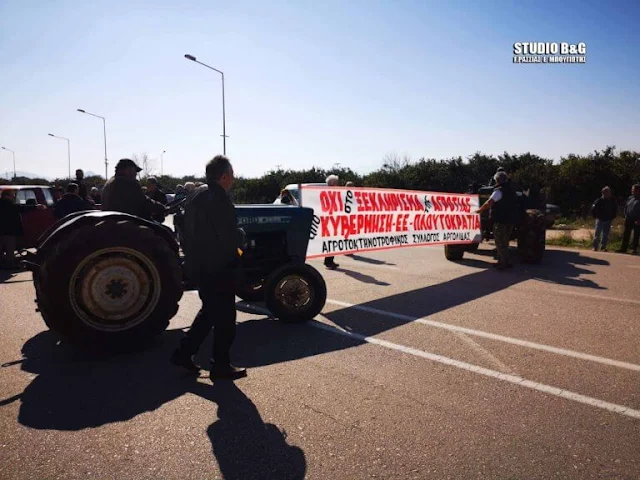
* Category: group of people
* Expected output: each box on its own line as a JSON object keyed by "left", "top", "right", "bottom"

{"left": 4, "top": 156, "right": 638, "bottom": 380}
{"left": 591, "top": 184, "right": 640, "bottom": 254}
{"left": 475, "top": 169, "right": 640, "bottom": 270}
{"left": 51, "top": 169, "right": 101, "bottom": 217}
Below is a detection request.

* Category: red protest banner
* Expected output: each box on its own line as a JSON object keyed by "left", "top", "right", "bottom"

{"left": 301, "top": 185, "right": 481, "bottom": 258}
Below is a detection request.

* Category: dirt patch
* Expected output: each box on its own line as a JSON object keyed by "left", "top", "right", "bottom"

{"left": 546, "top": 228, "right": 593, "bottom": 241}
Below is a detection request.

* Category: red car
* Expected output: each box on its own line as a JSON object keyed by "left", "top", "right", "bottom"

{"left": 0, "top": 185, "right": 58, "bottom": 249}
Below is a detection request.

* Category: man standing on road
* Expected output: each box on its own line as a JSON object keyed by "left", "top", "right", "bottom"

{"left": 101, "top": 159, "right": 167, "bottom": 221}
{"left": 591, "top": 186, "right": 617, "bottom": 251}
{"left": 476, "top": 171, "right": 519, "bottom": 270}
{"left": 0, "top": 189, "right": 23, "bottom": 270}
{"left": 617, "top": 184, "right": 640, "bottom": 255}
{"left": 171, "top": 154, "right": 246, "bottom": 380}
{"left": 324, "top": 174, "right": 341, "bottom": 270}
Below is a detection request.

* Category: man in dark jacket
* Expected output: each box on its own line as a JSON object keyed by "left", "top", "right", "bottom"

{"left": 90, "top": 187, "right": 102, "bottom": 205}
{"left": 171, "top": 154, "right": 246, "bottom": 380}
{"left": 591, "top": 186, "right": 617, "bottom": 251}
{"left": 324, "top": 174, "right": 340, "bottom": 269}
{"left": 75, "top": 169, "right": 88, "bottom": 201}
{"left": 617, "top": 184, "right": 640, "bottom": 254}
{"left": 101, "top": 159, "right": 167, "bottom": 221}
{"left": 145, "top": 177, "right": 168, "bottom": 222}
{"left": 0, "top": 189, "right": 23, "bottom": 269}
{"left": 54, "top": 183, "right": 92, "bottom": 220}
{"left": 476, "top": 171, "right": 520, "bottom": 270}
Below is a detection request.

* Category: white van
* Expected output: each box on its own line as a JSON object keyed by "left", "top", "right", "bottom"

{"left": 273, "top": 183, "right": 327, "bottom": 206}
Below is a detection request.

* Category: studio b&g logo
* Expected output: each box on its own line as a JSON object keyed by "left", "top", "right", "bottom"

{"left": 513, "top": 42, "right": 587, "bottom": 64}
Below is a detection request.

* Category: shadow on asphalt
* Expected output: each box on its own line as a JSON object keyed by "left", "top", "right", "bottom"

{"left": 11, "top": 330, "right": 306, "bottom": 480}
{"left": 334, "top": 267, "right": 391, "bottom": 286}
{"left": 5, "top": 247, "right": 610, "bottom": 478}
{"left": 346, "top": 254, "right": 396, "bottom": 266}
{"left": 322, "top": 248, "right": 609, "bottom": 337}
{"left": 0, "top": 269, "right": 21, "bottom": 283}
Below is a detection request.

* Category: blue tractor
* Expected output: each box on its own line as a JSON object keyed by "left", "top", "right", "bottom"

{"left": 25, "top": 203, "right": 327, "bottom": 351}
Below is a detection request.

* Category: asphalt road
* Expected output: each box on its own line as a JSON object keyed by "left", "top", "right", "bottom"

{"left": 1, "top": 244, "right": 639, "bottom": 480}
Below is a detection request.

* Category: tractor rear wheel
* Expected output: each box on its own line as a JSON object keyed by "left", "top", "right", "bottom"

{"left": 264, "top": 263, "right": 326, "bottom": 323}
{"left": 444, "top": 244, "right": 466, "bottom": 261}
{"left": 35, "top": 219, "right": 183, "bottom": 351}
{"left": 517, "top": 209, "right": 546, "bottom": 264}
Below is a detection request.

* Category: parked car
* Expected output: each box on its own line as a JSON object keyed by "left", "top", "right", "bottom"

{"left": 0, "top": 185, "right": 58, "bottom": 249}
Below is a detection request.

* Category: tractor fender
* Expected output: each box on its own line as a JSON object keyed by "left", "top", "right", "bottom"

{"left": 36, "top": 211, "right": 179, "bottom": 258}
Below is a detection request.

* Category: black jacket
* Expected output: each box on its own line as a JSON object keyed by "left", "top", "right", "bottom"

{"left": 490, "top": 182, "right": 520, "bottom": 225}
{"left": 76, "top": 181, "right": 88, "bottom": 201}
{"left": 591, "top": 197, "right": 617, "bottom": 221}
{"left": 147, "top": 188, "right": 168, "bottom": 222}
{"left": 54, "top": 193, "right": 91, "bottom": 220}
{"left": 101, "top": 175, "right": 166, "bottom": 221}
{"left": 0, "top": 198, "right": 23, "bottom": 236}
{"left": 624, "top": 195, "right": 640, "bottom": 221}
{"left": 182, "top": 184, "right": 240, "bottom": 282}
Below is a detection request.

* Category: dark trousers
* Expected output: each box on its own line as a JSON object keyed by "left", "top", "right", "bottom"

{"left": 324, "top": 256, "right": 336, "bottom": 266}
{"left": 494, "top": 223, "right": 514, "bottom": 266}
{"left": 179, "top": 275, "right": 237, "bottom": 365}
{"left": 620, "top": 218, "right": 640, "bottom": 252}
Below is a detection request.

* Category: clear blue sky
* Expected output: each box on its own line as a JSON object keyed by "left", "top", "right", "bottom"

{"left": 1, "top": 0, "right": 638, "bottom": 180}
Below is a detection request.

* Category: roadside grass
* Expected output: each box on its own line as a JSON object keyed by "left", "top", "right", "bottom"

{"left": 552, "top": 216, "right": 625, "bottom": 230}
{"left": 547, "top": 226, "right": 624, "bottom": 251}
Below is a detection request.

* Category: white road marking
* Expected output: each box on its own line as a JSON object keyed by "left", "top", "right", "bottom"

{"left": 325, "top": 299, "right": 640, "bottom": 372}
{"left": 455, "top": 332, "right": 516, "bottom": 374}
{"left": 310, "top": 320, "right": 640, "bottom": 420}
{"left": 556, "top": 290, "right": 640, "bottom": 306}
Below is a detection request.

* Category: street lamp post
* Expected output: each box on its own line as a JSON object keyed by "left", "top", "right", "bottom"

{"left": 0, "top": 147, "right": 16, "bottom": 179}
{"left": 77, "top": 109, "right": 108, "bottom": 179}
{"left": 161, "top": 150, "right": 166, "bottom": 176}
{"left": 48, "top": 133, "right": 72, "bottom": 180}
{"left": 184, "top": 54, "right": 228, "bottom": 154}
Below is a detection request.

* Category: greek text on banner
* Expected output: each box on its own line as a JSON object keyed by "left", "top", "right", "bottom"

{"left": 301, "top": 186, "right": 481, "bottom": 258}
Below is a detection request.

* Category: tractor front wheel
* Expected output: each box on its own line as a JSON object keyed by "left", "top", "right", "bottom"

{"left": 444, "top": 244, "right": 466, "bottom": 261}
{"left": 264, "top": 263, "right": 327, "bottom": 323}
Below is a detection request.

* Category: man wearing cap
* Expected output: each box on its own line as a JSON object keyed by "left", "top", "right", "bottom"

{"left": 101, "top": 158, "right": 167, "bottom": 221}
{"left": 476, "top": 170, "right": 520, "bottom": 270}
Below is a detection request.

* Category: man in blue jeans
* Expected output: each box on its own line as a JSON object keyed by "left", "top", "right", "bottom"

{"left": 591, "top": 186, "right": 617, "bottom": 251}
